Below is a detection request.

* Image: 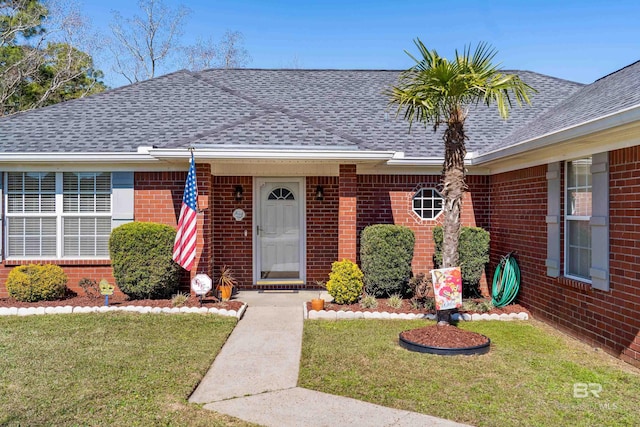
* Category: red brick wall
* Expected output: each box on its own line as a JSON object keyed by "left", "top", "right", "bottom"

{"left": 489, "top": 151, "right": 640, "bottom": 367}
{"left": 135, "top": 166, "right": 212, "bottom": 290}
{"left": 356, "top": 174, "right": 491, "bottom": 294}
{"left": 205, "top": 172, "right": 494, "bottom": 290}
{"left": 211, "top": 176, "right": 253, "bottom": 287}
{"left": 307, "top": 177, "right": 339, "bottom": 284}
{"left": 134, "top": 171, "right": 184, "bottom": 224}
{"left": 208, "top": 176, "right": 341, "bottom": 289}
{"left": 338, "top": 165, "right": 358, "bottom": 261}
{"left": 135, "top": 170, "right": 188, "bottom": 290}
{"left": 609, "top": 147, "right": 640, "bottom": 366}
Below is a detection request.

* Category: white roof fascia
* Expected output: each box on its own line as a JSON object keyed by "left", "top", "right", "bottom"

{"left": 385, "top": 158, "right": 443, "bottom": 166}
{"left": 0, "top": 152, "right": 158, "bottom": 163}
{"left": 472, "top": 104, "right": 640, "bottom": 165}
{"left": 149, "top": 148, "right": 397, "bottom": 161}
{"left": 386, "top": 152, "right": 474, "bottom": 166}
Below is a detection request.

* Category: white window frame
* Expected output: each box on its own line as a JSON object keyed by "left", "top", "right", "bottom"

{"left": 564, "top": 158, "right": 592, "bottom": 282}
{"left": 4, "top": 172, "right": 112, "bottom": 260}
{"left": 412, "top": 187, "right": 444, "bottom": 220}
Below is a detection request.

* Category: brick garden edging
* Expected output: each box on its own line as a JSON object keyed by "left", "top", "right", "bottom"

{"left": 0, "top": 302, "right": 248, "bottom": 320}
{"left": 303, "top": 303, "right": 529, "bottom": 321}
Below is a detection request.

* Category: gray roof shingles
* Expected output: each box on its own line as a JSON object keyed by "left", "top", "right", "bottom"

{"left": 483, "top": 60, "right": 640, "bottom": 154}
{"left": 0, "top": 65, "right": 618, "bottom": 158}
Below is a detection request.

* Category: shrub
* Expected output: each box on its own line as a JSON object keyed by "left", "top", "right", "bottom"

{"left": 171, "top": 292, "right": 190, "bottom": 307}
{"left": 387, "top": 294, "right": 403, "bottom": 309}
{"left": 433, "top": 226, "right": 490, "bottom": 298}
{"left": 424, "top": 298, "right": 436, "bottom": 311}
{"left": 78, "top": 278, "right": 100, "bottom": 299}
{"left": 109, "top": 222, "right": 181, "bottom": 299}
{"left": 326, "top": 259, "right": 364, "bottom": 304}
{"left": 360, "top": 224, "right": 415, "bottom": 297}
{"left": 360, "top": 295, "right": 378, "bottom": 309}
{"left": 460, "top": 299, "right": 495, "bottom": 313}
{"left": 477, "top": 299, "right": 495, "bottom": 313}
{"left": 7, "top": 264, "right": 68, "bottom": 302}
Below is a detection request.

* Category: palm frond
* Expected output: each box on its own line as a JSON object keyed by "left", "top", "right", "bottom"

{"left": 388, "top": 38, "right": 537, "bottom": 129}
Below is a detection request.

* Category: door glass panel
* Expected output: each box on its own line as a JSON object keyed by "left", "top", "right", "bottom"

{"left": 260, "top": 182, "right": 300, "bottom": 279}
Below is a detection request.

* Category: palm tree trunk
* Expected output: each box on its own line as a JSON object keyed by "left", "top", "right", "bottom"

{"left": 438, "top": 109, "right": 467, "bottom": 324}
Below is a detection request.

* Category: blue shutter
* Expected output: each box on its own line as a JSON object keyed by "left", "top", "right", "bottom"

{"left": 590, "top": 152, "right": 609, "bottom": 291}
{"left": 112, "top": 172, "right": 134, "bottom": 229}
{"left": 546, "top": 162, "right": 561, "bottom": 277}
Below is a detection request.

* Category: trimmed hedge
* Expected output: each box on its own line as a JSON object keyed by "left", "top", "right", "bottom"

{"left": 6, "top": 264, "right": 68, "bottom": 302}
{"left": 360, "top": 224, "right": 415, "bottom": 297}
{"left": 109, "top": 222, "right": 182, "bottom": 299}
{"left": 326, "top": 259, "right": 364, "bottom": 304}
{"left": 433, "top": 226, "right": 490, "bottom": 297}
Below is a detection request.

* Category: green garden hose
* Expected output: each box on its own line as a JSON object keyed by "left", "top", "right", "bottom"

{"left": 491, "top": 252, "right": 521, "bottom": 307}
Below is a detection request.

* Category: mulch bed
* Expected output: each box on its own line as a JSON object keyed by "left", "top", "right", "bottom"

{"left": 400, "top": 324, "right": 489, "bottom": 348}
{"left": 0, "top": 295, "right": 244, "bottom": 312}
{"left": 309, "top": 298, "right": 529, "bottom": 316}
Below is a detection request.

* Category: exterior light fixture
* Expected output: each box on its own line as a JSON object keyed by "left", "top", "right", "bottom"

{"left": 315, "top": 185, "right": 324, "bottom": 201}
{"left": 235, "top": 185, "right": 244, "bottom": 201}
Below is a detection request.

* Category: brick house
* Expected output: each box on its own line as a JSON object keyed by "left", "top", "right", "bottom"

{"left": 0, "top": 62, "right": 638, "bottom": 366}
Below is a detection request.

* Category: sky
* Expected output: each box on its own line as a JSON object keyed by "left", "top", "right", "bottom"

{"left": 79, "top": 0, "right": 640, "bottom": 88}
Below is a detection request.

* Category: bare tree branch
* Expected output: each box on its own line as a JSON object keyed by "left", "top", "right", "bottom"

{"left": 183, "top": 36, "right": 217, "bottom": 71}
{"left": 218, "top": 30, "right": 250, "bottom": 69}
{"left": 183, "top": 30, "right": 251, "bottom": 71}
{"left": 107, "top": 0, "right": 189, "bottom": 83}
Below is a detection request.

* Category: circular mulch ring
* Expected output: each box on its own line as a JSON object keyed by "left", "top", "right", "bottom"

{"left": 399, "top": 324, "right": 491, "bottom": 356}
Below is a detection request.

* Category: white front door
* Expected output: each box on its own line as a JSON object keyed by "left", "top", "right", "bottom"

{"left": 255, "top": 178, "right": 306, "bottom": 285}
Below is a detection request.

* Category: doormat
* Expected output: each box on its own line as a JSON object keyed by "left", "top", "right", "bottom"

{"left": 258, "top": 290, "right": 299, "bottom": 294}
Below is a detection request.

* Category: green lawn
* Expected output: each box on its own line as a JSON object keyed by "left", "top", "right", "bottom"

{"left": 300, "top": 319, "right": 640, "bottom": 427}
{"left": 0, "top": 313, "right": 254, "bottom": 426}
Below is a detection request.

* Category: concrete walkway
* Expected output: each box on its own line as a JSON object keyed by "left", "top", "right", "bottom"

{"left": 189, "top": 290, "right": 471, "bottom": 427}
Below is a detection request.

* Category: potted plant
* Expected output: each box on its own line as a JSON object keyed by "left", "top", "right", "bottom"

{"left": 311, "top": 280, "right": 326, "bottom": 311}
{"left": 216, "top": 265, "right": 237, "bottom": 301}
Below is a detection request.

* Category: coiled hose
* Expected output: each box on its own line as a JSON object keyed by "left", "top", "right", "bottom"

{"left": 491, "top": 252, "right": 520, "bottom": 307}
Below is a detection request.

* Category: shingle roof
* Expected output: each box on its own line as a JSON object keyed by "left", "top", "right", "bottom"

{"left": 482, "top": 60, "right": 640, "bottom": 154}
{"left": 0, "top": 71, "right": 264, "bottom": 153}
{"left": 196, "top": 69, "right": 584, "bottom": 157}
{"left": 0, "top": 67, "right": 584, "bottom": 156}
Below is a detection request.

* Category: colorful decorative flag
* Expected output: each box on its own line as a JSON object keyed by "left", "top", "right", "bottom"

{"left": 432, "top": 267, "right": 463, "bottom": 310}
{"left": 173, "top": 151, "right": 198, "bottom": 271}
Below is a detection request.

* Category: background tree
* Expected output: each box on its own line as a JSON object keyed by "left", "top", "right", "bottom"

{"left": 388, "top": 39, "right": 534, "bottom": 322}
{"left": 184, "top": 30, "right": 251, "bottom": 71}
{"left": 0, "top": 0, "right": 106, "bottom": 115}
{"left": 108, "top": 0, "right": 189, "bottom": 83}
{"left": 108, "top": 0, "right": 250, "bottom": 79}
{"left": 217, "top": 30, "right": 250, "bottom": 69}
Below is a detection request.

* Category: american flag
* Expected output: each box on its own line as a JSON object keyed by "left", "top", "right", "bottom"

{"left": 173, "top": 152, "right": 198, "bottom": 271}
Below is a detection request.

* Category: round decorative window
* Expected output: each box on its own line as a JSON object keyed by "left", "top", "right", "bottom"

{"left": 412, "top": 188, "right": 443, "bottom": 219}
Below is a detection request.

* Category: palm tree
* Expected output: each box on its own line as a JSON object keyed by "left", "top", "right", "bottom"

{"left": 389, "top": 39, "right": 535, "bottom": 323}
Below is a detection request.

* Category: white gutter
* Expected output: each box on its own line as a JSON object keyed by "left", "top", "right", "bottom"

{"left": 386, "top": 152, "right": 476, "bottom": 166}
{"left": 0, "top": 152, "right": 158, "bottom": 163}
{"left": 386, "top": 158, "right": 443, "bottom": 166}
{"left": 149, "top": 148, "right": 397, "bottom": 161}
{"left": 472, "top": 104, "right": 640, "bottom": 165}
